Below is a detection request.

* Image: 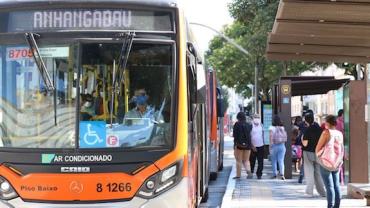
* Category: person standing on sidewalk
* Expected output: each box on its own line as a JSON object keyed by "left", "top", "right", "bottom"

{"left": 316, "top": 115, "right": 344, "bottom": 208}
{"left": 269, "top": 115, "right": 287, "bottom": 180}
{"left": 302, "top": 113, "right": 326, "bottom": 197}
{"left": 295, "top": 116, "right": 308, "bottom": 183}
{"left": 233, "top": 112, "right": 253, "bottom": 179}
{"left": 336, "top": 109, "right": 345, "bottom": 185}
{"left": 336, "top": 110, "right": 344, "bottom": 136}
{"left": 250, "top": 114, "right": 264, "bottom": 179}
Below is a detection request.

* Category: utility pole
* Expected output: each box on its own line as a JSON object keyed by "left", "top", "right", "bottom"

{"left": 247, "top": 84, "right": 254, "bottom": 113}
{"left": 254, "top": 63, "right": 259, "bottom": 115}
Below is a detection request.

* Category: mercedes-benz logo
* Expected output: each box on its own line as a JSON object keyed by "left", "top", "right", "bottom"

{"left": 69, "top": 181, "right": 83, "bottom": 194}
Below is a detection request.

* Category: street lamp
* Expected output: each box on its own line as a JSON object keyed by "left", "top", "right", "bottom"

{"left": 189, "top": 22, "right": 259, "bottom": 114}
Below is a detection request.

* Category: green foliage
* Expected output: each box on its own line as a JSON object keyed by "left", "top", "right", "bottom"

{"left": 340, "top": 63, "right": 362, "bottom": 80}
{"left": 206, "top": 0, "right": 316, "bottom": 100}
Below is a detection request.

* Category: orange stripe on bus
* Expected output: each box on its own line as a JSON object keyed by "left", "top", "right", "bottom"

{"left": 154, "top": 7, "right": 188, "bottom": 178}
{"left": 0, "top": 164, "right": 159, "bottom": 201}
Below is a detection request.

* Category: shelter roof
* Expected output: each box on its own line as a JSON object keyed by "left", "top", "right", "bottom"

{"left": 267, "top": 0, "right": 370, "bottom": 63}
{"left": 280, "top": 76, "right": 349, "bottom": 96}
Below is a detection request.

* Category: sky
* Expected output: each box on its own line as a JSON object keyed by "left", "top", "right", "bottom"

{"left": 182, "top": 0, "right": 234, "bottom": 54}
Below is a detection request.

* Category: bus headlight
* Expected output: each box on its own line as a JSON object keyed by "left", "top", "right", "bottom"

{"left": 161, "top": 165, "right": 177, "bottom": 183}
{"left": 137, "top": 161, "right": 183, "bottom": 199}
{"left": 0, "top": 177, "right": 18, "bottom": 200}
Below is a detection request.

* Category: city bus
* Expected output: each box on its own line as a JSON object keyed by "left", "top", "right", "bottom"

{"left": 0, "top": 0, "right": 223, "bottom": 207}
{"left": 207, "top": 69, "right": 224, "bottom": 180}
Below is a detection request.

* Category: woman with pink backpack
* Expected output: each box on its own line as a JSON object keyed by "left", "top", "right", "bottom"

{"left": 316, "top": 115, "right": 345, "bottom": 208}
{"left": 269, "top": 115, "right": 287, "bottom": 180}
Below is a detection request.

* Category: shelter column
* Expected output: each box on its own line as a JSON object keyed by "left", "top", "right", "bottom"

{"left": 279, "top": 79, "right": 292, "bottom": 179}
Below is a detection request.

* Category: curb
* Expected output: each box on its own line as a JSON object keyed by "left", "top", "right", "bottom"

{"left": 221, "top": 162, "right": 236, "bottom": 208}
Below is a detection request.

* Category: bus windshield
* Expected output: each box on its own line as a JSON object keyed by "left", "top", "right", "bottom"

{"left": 0, "top": 42, "right": 173, "bottom": 149}
{"left": 0, "top": 44, "right": 77, "bottom": 148}
{"left": 79, "top": 43, "right": 173, "bottom": 149}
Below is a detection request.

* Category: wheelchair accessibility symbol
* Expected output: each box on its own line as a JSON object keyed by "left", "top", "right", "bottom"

{"left": 84, "top": 124, "right": 103, "bottom": 145}
{"left": 79, "top": 121, "right": 106, "bottom": 148}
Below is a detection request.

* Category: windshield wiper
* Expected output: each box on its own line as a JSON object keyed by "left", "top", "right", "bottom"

{"left": 25, "top": 33, "right": 57, "bottom": 126}
{"left": 25, "top": 33, "right": 55, "bottom": 91}
{"left": 114, "top": 32, "right": 135, "bottom": 94}
{"left": 110, "top": 32, "right": 135, "bottom": 127}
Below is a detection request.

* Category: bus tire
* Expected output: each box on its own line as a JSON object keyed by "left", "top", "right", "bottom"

{"left": 210, "top": 172, "right": 217, "bottom": 181}
{"left": 201, "top": 188, "right": 209, "bottom": 203}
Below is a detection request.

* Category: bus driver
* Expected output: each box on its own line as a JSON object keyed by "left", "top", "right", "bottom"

{"left": 124, "top": 88, "right": 163, "bottom": 122}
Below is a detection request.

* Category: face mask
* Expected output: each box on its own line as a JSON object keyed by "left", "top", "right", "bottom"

{"left": 253, "top": 118, "right": 260, "bottom": 124}
{"left": 84, "top": 101, "right": 92, "bottom": 108}
{"left": 135, "top": 95, "right": 148, "bottom": 106}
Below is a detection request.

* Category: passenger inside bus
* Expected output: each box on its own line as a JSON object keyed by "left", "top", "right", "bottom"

{"left": 80, "top": 94, "right": 95, "bottom": 120}
{"left": 92, "top": 90, "right": 104, "bottom": 116}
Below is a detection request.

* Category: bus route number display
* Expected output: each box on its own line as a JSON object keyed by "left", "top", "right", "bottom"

{"left": 96, "top": 182, "right": 132, "bottom": 193}
{"left": 6, "top": 47, "right": 69, "bottom": 61}
{"left": 8, "top": 48, "right": 33, "bottom": 60}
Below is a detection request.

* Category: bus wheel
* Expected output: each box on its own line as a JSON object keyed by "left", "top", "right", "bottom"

{"left": 201, "top": 188, "right": 209, "bottom": 203}
{"left": 210, "top": 172, "right": 217, "bottom": 181}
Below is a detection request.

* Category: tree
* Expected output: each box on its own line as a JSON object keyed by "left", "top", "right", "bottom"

{"left": 206, "top": 0, "right": 317, "bottom": 100}
{"left": 340, "top": 63, "right": 364, "bottom": 80}
{"left": 221, "top": 87, "right": 230, "bottom": 115}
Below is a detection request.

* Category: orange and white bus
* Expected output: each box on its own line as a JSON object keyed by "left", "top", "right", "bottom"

{"left": 207, "top": 69, "right": 225, "bottom": 180}
{"left": 0, "top": 0, "right": 224, "bottom": 207}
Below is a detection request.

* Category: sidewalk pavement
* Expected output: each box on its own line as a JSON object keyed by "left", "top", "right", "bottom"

{"left": 221, "top": 136, "right": 366, "bottom": 208}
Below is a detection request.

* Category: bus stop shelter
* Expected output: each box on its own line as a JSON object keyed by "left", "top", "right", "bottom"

{"left": 267, "top": 0, "right": 369, "bottom": 183}
{"left": 266, "top": 0, "right": 370, "bottom": 63}
{"left": 272, "top": 76, "right": 349, "bottom": 179}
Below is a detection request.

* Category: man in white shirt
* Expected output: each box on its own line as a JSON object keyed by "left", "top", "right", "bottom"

{"left": 249, "top": 114, "right": 265, "bottom": 179}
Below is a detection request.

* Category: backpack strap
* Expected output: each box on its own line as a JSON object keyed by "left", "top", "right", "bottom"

{"left": 323, "top": 129, "right": 331, "bottom": 145}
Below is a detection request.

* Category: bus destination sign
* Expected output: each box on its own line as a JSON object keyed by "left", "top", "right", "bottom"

{"left": 33, "top": 10, "right": 132, "bottom": 29}
{"left": 1, "top": 9, "right": 172, "bottom": 32}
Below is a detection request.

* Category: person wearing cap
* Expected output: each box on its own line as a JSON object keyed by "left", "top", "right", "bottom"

{"left": 124, "top": 88, "right": 163, "bottom": 122}
{"left": 125, "top": 88, "right": 152, "bottom": 119}
{"left": 249, "top": 114, "right": 264, "bottom": 179}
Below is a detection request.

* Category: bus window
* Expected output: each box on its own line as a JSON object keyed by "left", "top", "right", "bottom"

{"left": 79, "top": 43, "right": 173, "bottom": 149}
{"left": 0, "top": 45, "right": 77, "bottom": 148}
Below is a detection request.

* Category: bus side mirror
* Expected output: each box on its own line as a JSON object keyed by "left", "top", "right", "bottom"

{"left": 217, "top": 98, "right": 224, "bottom": 118}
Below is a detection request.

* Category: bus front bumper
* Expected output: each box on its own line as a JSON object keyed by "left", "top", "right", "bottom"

{"left": 1, "top": 178, "right": 188, "bottom": 208}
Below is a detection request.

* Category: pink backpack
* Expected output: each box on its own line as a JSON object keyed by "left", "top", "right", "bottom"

{"left": 317, "top": 129, "right": 344, "bottom": 171}
{"left": 272, "top": 127, "right": 287, "bottom": 144}
{"left": 292, "top": 145, "right": 302, "bottom": 159}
